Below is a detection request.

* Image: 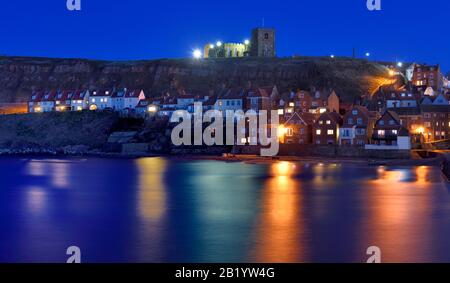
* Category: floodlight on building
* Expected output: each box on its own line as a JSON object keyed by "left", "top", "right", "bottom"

{"left": 330, "top": 55, "right": 335, "bottom": 58}
{"left": 397, "top": 62, "right": 403, "bottom": 67}
{"left": 193, "top": 49, "right": 202, "bottom": 59}
{"left": 244, "top": 39, "right": 250, "bottom": 45}
{"left": 216, "top": 41, "right": 222, "bottom": 47}
{"left": 209, "top": 44, "right": 214, "bottom": 49}
{"left": 365, "top": 52, "right": 370, "bottom": 57}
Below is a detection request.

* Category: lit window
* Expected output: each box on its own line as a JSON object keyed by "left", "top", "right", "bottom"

{"left": 286, "top": 128, "right": 293, "bottom": 137}
{"left": 316, "top": 129, "right": 321, "bottom": 135}
{"left": 319, "top": 121, "right": 323, "bottom": 125}
{"left": 278, "top": 109, "right": 284, "bottom": 115}
{"left": 289, "top": 102, "right": 294, "bottom": 107}
{"left": 378, "top": 130, "right": 385, "bottom": 136}
{"left": 327, "top": 129, "right": 334, "bottom": 135}
{"left": 392, "top": 130, "right": 398, "bottom": 135}
{"left": 326, "top": 120, "right": 331, "bottom": 125}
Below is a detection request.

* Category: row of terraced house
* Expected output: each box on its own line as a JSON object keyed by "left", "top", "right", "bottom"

{"left": 29, "top": 83, "right": 450, "bottom": 150}
{"left": 28, "top": 89, "right": 146, "bottom": 113}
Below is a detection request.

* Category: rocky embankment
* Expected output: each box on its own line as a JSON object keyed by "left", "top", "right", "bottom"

{"left": 0, "top": 111, "right": 174, "bottom": 157}
{"left": 0, "top": 111, "right": 120, "bottom": 155}
{"left": 0, "top": 55, "right": 396, "bottom": 103}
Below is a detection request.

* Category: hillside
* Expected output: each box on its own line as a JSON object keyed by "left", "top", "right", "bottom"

{"left": 0, "top": 111, "right": 119, "bottom": 149}
{"left": 0, "top": 55, "right": 396, "bottom": 103}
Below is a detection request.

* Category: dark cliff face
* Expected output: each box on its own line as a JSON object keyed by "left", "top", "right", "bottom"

{"left": 0, "top": 56, "right": 394, "bottom": 103}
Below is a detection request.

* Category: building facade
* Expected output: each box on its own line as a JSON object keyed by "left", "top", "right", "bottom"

{"left": 312, "top": 112, "right": 342, "bottom": 145}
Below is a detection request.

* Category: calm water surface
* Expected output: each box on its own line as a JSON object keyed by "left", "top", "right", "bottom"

{"left": 0, "top": 157, "right": 449, "bottom": 263}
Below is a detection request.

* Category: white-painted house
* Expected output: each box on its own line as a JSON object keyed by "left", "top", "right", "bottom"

{"left": 40, "top": 91, "right": 57, "bottom": 112}
{"left": 70, "top": 90, "right": 90, "bottom": 111}
{"left": 124, "top": 90, "right": 146, "bottom": 109}
{"left": 89, "top": 90, "right": 112, "bottom": 110}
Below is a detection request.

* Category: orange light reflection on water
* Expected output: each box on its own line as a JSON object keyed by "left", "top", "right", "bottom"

{"left": 252, "top": 161, "right": 305, "bottom": 262}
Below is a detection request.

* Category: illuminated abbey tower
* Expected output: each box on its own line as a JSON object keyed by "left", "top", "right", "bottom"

{"left": 203, "top": 27, "right": 275, "bottom": 58}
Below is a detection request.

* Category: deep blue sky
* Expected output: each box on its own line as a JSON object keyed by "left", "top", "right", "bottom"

{"left": 0, "top": 0, "right": 449, "bottom": 73}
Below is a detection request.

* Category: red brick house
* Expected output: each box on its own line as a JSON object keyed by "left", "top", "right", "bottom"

{"left": 412, "top": 64, "right": 444, "bottom": 93}
{"left": 280, "top": 112, "right": 316, "bottom": 144}
{"left": 339, "top": 106, "right": 375, "bottom": 146}
{"left": 420, "top": 104, "right": 450, "bottom": 142}
{"left": 312, "top": 111, "right": 342, "bottom": 145}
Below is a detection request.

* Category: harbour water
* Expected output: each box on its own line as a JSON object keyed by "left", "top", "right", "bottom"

{"left": 0, "top": 157, "right": 449, "bottom": 263}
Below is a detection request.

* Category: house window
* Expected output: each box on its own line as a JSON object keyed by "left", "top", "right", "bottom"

{"left": 352, "top": 110, "right": 358, "bottom": 115}
{"left": 327, "top": 129, "right": 334, "bottom": 135}
{"left": 378, "top": 130, "right": 385, "bottom": 136}
{"left": 348, "top": 118, "right": 354, "bottom": 125}
{"left": 357, "top": 118, "right": 363, "bottom": 125}
{"left": 265, "top": 33, "right": 269, "bottom": 39}
{"left": 392, "top": 130, "right": 398, "bottom": 135}
{"left": 319, "top": 121, "right": 323, "bottom": 125}
{"left": 379, "top": 120, "right": 384, "bottom": 126}
{"left": 389, "top": 120, "right": 395, "bottom": 125}
{"left": 278, "top": 109, "right": 284, "bottom": 115}
{"left": 289, "top": 102, "right": 294, "bottom": 107}
{"left": 326, "top": 120, "right": 331, "bottom": 125}
{"left": 316, "top": 129, "right": 321, "bottom": 135}
{"left": 286, "top": 128, "right": 293, "bottom": 137}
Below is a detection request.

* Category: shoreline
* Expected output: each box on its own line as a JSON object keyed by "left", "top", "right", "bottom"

{"left": 0, "top": 150, "right": 445, "bottom": 167}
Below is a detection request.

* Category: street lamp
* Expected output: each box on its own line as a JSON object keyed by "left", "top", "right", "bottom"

{"left": 216, "top": 41, "right": 222, "bottom": 47}
{"left": 397, "top": 62, "right": 403, "bottom": 67}
{"left": 244, "top": 39, "right": 250, "bottom": 45}
{"left": 365, "top": 52, "right": 370, "bottom": 57}
{"left": 330, "top": 54, "right": 335, "bottom": 58}
{"left": 193, "top": 49, "right": 202, "bottom": 59}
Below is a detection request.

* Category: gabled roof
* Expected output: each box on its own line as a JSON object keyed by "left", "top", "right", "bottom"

{"left": 72, "top": 90, "right": 88, "bottom": 100}
{"left": 54, "top": 91, "right": 72, "bottom": 101}
{"left": 125, "top": 90, "right": 144, "bottom": 98}
{"left": 41, "top": 91, "right": 57, "bottom": 102}
{"left": 375, "top": 110, "right": 401, "bottom": 127}
{"left": 432, "top": 94, "right": 449, "bottom": 105}
{"left": 30, "top": 91, "right": 44, "bottom": 102}
{"left": 91, "top": 90, "right": 112, "bottom": 97}
{"left": 316, "top": 111, "right": 342, "bottom": 125}
{"left": 284, "top": 112, "right": 315, "bottom": 126}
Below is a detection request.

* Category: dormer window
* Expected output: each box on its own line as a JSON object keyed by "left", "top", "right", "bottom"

{"left": 352, "top": 110, "right": 358, "bottom": 115}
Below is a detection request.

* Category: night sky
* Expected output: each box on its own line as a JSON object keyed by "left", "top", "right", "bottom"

{"left": 0, "top": 0, "right": 449, "bottom": 73}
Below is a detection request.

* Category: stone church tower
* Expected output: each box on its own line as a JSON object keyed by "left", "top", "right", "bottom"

{"left": 250, "top": 28, "right": 275, "bottom": 58}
